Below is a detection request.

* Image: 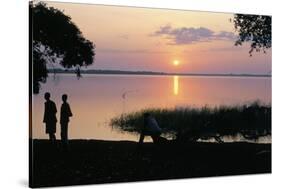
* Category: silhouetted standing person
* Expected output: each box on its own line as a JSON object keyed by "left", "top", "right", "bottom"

{"left": 60, "top": 94, "right": 73, "bottom": 149}
{"left": 43, "top": 92, "right": 57, "bottom": 143}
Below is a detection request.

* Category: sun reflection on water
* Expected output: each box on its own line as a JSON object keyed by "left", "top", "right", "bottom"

{"left": 173, "top": 76, "right": 179, "bottom": 95}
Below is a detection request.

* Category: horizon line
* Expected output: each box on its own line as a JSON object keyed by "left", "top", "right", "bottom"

{"left": 47, "top": 68, "right": 272, "bottom": 77}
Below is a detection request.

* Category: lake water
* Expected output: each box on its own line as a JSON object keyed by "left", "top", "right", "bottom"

{"left": 32, "top": 74, "right": 271, "bottom": 142}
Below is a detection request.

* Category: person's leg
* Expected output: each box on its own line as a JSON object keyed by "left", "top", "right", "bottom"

{"left": 51, "top": 122, "right": 56, "bottom": 143}
{"left": 49, "top": 133, "right": 56, "bottom": 144}
{"left": 60, "top": 125, "right": 64, "bottom": 143}
{"left": 61, "top": 124, "right": 65, "bottom": 143}
{"left": 61, "top": 123, "right": 69, "bottom": 150}
{"left": 61, "top": 123, "right": 67, "bottom": 145}
{"left": 138, "top": 132, "right": 145, "bottom": 144}
{"left": 48, "top": 133, "right": 52, "bottom": 141}
{"left": 46, "top": 123, "right": 52, "bottom": 141}
{"left": 136, "top": 132, "right": 145, "bottom": 151}
{"left": 151, "top": 135, "right": 161, "bottom": 144}
{"left": 65, "top": 123, "right": 68, "bottom": 145}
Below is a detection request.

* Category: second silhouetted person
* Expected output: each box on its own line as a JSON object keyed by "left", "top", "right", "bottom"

{"left": 60, "top": 94, "right": 73, "bottom": 149}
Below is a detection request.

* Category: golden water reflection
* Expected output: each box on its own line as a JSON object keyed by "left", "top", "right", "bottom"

{"left": 173, "top": 76, "right": 179, "bottom": 96}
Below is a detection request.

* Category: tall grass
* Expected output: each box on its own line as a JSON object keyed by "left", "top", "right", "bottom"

{"left": 110, "top": 102, "right": 271, "bottom": 142}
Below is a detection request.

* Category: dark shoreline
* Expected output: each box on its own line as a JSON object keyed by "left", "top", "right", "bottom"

{"left": 30, "top": 139, "right": 271, "bottom": 188}
{"left": 48, "top": 69, "right": 272, "bottom": 78}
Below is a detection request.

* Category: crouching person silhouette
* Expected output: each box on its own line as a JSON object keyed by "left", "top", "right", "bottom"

{"left": 60, "top": 94, "right": 73, "bottom": 149}
{"left": 138, "top": 113, "right": 167, "bottom": 146}
{"left": 43, "top": 92, "right": 57, "bottom": 144}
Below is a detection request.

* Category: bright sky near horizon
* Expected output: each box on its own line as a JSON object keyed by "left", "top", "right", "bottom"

{"left": 46, "top": 1, "right": 271, "bottom": 74}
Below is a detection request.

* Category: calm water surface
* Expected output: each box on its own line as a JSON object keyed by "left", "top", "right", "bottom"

{"left": 32, "top": 74, "right": 271, "bottom": 141}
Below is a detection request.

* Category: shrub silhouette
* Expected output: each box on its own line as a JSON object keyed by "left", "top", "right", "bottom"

{"left": 110, "top": 102, "right": 271, "bottom": 142}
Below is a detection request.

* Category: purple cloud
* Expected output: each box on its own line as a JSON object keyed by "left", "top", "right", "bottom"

{"left": 152, "top": 25, "right": 236, "bottom": 45}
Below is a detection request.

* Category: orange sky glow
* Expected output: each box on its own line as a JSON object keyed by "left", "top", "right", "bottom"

{"left": 46, "top": 2, "right": 271, "bottom": 74}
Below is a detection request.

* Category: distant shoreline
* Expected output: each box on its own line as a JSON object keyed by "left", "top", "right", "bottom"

{"left": 48, "top": 69, "right": 272, "bottom": 78}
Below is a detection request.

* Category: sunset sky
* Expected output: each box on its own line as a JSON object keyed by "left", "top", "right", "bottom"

{"left": 47, "top": 1, "right": 271, "bottom": 74}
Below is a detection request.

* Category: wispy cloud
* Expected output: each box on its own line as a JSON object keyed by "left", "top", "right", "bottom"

{"left": 152, "top": 25, "right": 236, "bottom": 45}
{"left": 97, "top": 48, "right": 170, "bottom": 54}
{"left": 182, "top": 46, "right": 244, "bottom": 54}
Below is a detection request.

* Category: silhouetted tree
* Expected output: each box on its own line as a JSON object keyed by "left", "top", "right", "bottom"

{"left": 30, "top": 2, "right": 95, "bottom": 93}
{"left": 233, "top": 14, "right": 271, "bottom": 56}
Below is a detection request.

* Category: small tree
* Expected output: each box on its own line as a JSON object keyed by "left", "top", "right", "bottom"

{"left": 30, "top": 2, "right": 95, "bottom": 93}
{"left": 233, "top": 14, "right": 271, "bottom": 56}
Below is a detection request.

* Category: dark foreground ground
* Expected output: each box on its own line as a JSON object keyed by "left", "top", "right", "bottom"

{"left": 30, "top": 139, "right": 271, "bottom": 188}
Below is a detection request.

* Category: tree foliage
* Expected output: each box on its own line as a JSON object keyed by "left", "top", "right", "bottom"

{"left": 30, "top": 2, "right": 95, "bottom": 93}
{"left": 233, "top": 14, "right": 271, "bottom": 56}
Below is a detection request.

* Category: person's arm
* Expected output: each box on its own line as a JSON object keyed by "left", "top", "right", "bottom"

{"left": 67, "top": 104, "right": 73, "bottom": 117}
{"left": 54, "top": 102, "right": 57, "bottom": 114}
{"left": 43, "top": 104, "right": 46, "bottom": 123}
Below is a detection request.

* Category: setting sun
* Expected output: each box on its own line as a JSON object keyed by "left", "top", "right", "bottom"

{"left": 173, "top": 60, "right": 180, "bottom": 66}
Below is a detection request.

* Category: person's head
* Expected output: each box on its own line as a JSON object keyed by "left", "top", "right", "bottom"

{"left": 143, "top": 113, "right": 151, "bottom": 119}
{"left": 44, "top": 92, "right": 50, "bottom": 101}
{"left": 62, "top": 94, "right": 68, "bottom": 102}
{"left": 143, "top": 113, "right": 151, "bottom": 125}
